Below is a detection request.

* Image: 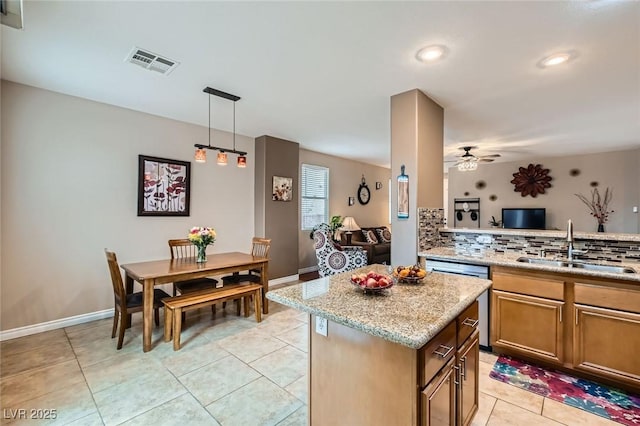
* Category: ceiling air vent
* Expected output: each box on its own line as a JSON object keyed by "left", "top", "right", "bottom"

{"left": 125, "top": 47, "right": 179, "bottom": 75}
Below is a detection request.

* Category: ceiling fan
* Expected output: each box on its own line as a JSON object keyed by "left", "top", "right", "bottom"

{"left": 447, "top": 146, "right": 501, "bottom": 171}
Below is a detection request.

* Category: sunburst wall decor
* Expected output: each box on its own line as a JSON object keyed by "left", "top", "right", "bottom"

{"left": 510, "top": 163, "right": 552, "bottom": 197}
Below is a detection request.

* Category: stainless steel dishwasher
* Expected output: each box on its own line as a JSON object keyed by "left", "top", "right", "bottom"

{"left": 424, "top": 259, "right": 491, "bottom": 350}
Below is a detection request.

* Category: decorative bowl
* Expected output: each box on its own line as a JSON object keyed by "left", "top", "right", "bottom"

{"left": 350, "top": 271, "right": 395, "bottom": 294}
{"left": 392, "top": 265, "right": 429, "bottom": 284}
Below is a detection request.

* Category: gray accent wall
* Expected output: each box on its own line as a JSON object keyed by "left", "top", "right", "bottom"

{"left": 255, "top": 136, "right": 300, "bottom": 279}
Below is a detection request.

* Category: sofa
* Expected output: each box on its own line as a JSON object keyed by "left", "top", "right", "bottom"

{"left": 340, "top": 226, "right": 391, "bottom": 265}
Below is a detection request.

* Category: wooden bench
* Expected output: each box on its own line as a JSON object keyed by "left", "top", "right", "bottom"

{"left": 163, "top": 284, "right": 263, "bottom": 350}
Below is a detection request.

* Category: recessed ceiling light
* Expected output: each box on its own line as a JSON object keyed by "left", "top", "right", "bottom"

{"left": 416, "top": 45, "right": 447, "bottom": 63}
{"left": 539, "top": 52, "right": 573, "bottom": 68}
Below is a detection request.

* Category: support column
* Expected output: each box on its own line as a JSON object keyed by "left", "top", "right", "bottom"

{"left": 390, "top": 89, "right": 444, "bottom": 265}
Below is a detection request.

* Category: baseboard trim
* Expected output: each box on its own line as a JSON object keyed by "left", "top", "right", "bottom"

{"left": 2, "top": 277, "right": 300, "bottom": 341}
{"left": 0, "top": 309, "right": 114, "bottom": 341}
{"left": 298, "top": 266, "right": 318, "bottom": 274}
{"left": 269, "top": 274, "right": 299, "bottom": 287}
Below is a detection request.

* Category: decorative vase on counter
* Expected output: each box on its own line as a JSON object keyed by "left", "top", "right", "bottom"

{"left": 597, "top": 223, "right": 605, "bottom": 233}
{"left": 196, "top": 245, "right": 207, "bottom": 263}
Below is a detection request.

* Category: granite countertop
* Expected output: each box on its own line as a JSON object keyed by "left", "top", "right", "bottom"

{"left": 418, "top": 247, "right": 640, "bottom": 283}
{"left": 439, "top": 227, "right": 640, "bottom": 243}
{"left": 266, "top": 264, "right": 491, "bottom": 350}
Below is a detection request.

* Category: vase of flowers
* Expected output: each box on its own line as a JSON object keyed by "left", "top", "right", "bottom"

{"left": 575, "top": 187, "right": 614, "bottom": 232}
{"left": 188, "top": 227, "right": 216, "bottom": 262}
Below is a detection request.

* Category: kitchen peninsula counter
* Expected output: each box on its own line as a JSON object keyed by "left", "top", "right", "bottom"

{"left": 419, "top": 247, "right": 640, "bottom": 283}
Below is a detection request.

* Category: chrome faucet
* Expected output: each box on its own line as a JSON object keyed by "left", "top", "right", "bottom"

{"left": 567, "top": 219, "right": 587, "bottom": 261}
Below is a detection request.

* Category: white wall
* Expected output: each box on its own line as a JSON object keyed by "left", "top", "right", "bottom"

{"left": 1, "top": 81, "right": 255, "bottom": 330}
{"left": 447, "top": 149, "right": 640, "bottom": 234}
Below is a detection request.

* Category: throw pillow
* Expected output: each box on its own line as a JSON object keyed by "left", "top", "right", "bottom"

{"left": 376, "top": 227, "right": 392, "bottom": 243}
{"left": 364, "top": 229, "right": 379, "bottom": 244}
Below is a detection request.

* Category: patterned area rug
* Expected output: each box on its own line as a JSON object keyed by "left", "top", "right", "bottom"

{"left": 490, "top": 355, "right": 640, "bottom": 426}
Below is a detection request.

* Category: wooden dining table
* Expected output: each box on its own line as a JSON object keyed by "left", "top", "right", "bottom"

{"left": 120, "top": 251, "right": 269, "bottom": 352}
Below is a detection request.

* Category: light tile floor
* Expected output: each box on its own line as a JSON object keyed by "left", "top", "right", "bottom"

{"left": 0, "top": 301, "right": 619, "bottom": 425}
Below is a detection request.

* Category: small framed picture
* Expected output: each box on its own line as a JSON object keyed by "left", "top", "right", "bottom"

{"left": 348, "top": 197, "right": 355, "bottom": 206}
{"left": 375, "top": 181, "right": 382, "bottom": 190}
{"left": 272, "top": 176, "right": 293, "bottom": 201}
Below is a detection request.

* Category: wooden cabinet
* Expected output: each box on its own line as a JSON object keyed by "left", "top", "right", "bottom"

{"left": 421, "top": 358, "right": 456, "bottom": 426}
{"left": 491, "top": 290, "right": 564, "bottom": 364}
{"left": 421, "top": 304, "right": 480, "bottom": 426}
{"left": 457, "top": 332, "right": 479, "bottom": 426}
{"left": 309, "top": 301, "right": 481, "bottom": 426}
{"left": 491, "top": 266, "right": 640, "bottom": 391}
{"left": 573, "top": 282, "right": 640, "bottom": 390}
{"left": 574, "top": 304, "right": 640, "bottom": 388}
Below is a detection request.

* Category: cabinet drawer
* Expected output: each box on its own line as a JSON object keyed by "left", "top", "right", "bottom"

{"left": 457, "top": 301, "right": 479, "bottom": 349}
{"left": 419, "top": 321, "right": 457, "bottom": 387}
{"left": 492, "top": 271, "right": 564, "bottom": 300}
{"left": 575, "top": 283, "right": 640, "bottom": 314}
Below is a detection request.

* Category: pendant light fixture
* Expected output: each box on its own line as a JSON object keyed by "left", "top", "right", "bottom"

{"left": 194, "top": 87, "right": 247, "bottom": 168}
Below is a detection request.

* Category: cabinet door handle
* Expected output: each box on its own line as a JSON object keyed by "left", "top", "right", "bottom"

{"left": 462, "top": 318, "right": 479, "bottom": 328}
{"left": 559, "top": 305, "right": 563, "bottom": 323}
{"left": 453, "top": 365, "right": 460, "bottom": 386}
{"left": 433, "top": 344, "right": 454, "bottom": 358}
{"left": 575, "top": 309, "right": 579, "bottom": 325}
{"left": 461, "top": 357, "right": 466, "bottom": 380}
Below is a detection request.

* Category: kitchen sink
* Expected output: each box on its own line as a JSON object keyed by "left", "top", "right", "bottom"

{"left": 516, "top": 257, "right": 636, "bottom": 274}
{"left": 515, "top": 257, "right": 570, "bottom": 267}
{"left": 569, "top": 262, "right": 636, "bottom": 274}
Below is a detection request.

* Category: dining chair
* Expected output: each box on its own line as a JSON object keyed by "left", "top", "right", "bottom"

{"left": 168, "top": 239, "right": 219, "bottom": 295}
{"left": 169, "top": 239, "right": 229, "bottom": 318}
{"left": 220, "top": 237, "right": 271, "bottom": 315}
{"left": 105, "top": 249, "right": 170, "bottom": 349}
{"left": 221, "top": 237, "right": 271, "bottom": 285}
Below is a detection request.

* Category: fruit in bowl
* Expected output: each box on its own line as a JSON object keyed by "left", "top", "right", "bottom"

{"left": 393, "top": 265, "right": 428, "bottom": 282}
{"left": 350, "top": 271, "right": 394, "bottom": 290}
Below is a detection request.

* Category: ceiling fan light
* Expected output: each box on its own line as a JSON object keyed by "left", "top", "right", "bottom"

{"left": 217, "top": 151, "right": 228, "bottom": 166}
{"left": 458, "top": 160, "right": 478, "bottom": 172}
{"left": 237, "top": 155, "right": 247, "bottom": 168}
{"left": 195, "top": 148, "right": 207, "bottom": 163}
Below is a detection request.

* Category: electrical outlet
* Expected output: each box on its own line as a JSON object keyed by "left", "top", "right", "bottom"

{"left": 315, "top": 316, "right": 328, "bottom": 336}
{"left": 633, "top": 206, "right": 638, "bottom": 213}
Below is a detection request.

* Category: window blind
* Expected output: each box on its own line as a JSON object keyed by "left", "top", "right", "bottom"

{"left": 301, "top": 164, "right": 329, "bottom": 230}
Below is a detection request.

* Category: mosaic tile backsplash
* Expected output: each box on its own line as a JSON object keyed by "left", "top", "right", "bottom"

{"left": 434, "top": 232, "right": 640, "bottom": 264}
{"left": 418, "top": 208, "right": 445, "bottom": 251}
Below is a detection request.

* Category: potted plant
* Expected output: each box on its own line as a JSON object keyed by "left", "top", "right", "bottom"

{"left": 309, "top": 215, "right": 343, "bottom": 241}
{"left": 575, "top": 187, "right": 614, "bottom": 232}
{"left": 488, "top": 216, "right": 502, "bottom": 228}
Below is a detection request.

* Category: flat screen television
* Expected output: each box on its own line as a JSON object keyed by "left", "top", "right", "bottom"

{"left": 502, "top": 208, "right": 546, "bottom": 230}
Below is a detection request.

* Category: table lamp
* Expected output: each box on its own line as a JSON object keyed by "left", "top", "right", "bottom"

{"left": 341, "top": 216, "right": 361, "bottom": 245}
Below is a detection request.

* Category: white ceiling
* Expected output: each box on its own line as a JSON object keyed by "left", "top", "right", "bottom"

{"left": 2, "top": 1, "right": 639, "bottom": 168}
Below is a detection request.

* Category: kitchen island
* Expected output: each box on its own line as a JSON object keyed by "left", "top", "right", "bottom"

{"left": 267, "top": 264, "right": 492, "bottom": 425}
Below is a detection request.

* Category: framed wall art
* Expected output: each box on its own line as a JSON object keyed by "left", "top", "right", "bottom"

{"left": 137, "top": 155, "right": 190, "bottom": 216}
{"left": 397, "top": 165, "right": 409, "bottom": 219}
{"left": 272, "top": 176, "right": 293, "bottom": 201}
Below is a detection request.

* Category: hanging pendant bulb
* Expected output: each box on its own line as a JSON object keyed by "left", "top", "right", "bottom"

{"left": 217, "top": 151, "right": 228, "bottom": 166}
{"left": 195, "top": 148, "right": 207, "bottom": 163}
{"left": 237, "top": 155, "right": 247, "bottom": 168}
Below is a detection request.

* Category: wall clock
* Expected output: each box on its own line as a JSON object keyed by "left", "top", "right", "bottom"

{"left": 357, "top": 176, "right": 371, "bottom": 205}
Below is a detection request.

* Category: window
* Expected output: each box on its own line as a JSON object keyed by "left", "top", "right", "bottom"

{"left": 301, "top": 164, "right": 329, "bottom": 230}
